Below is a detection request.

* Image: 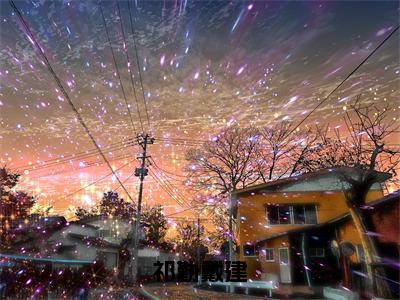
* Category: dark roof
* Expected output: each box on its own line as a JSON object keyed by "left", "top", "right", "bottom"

{"left": 74, "top": 214, "right": 107, "bottom": 225}
{"left": 74, "top": 214, "right": 130, "bottom": 228}
{"left": 11, "top": 215, "right": 68, "bottom": 245}
{"left": 255, "top": 190, "right": 399, "bottom": 245}
{"left": 366, "top": 190, "right": 399, "bottom": 208}
{"left": 68, "top": 232, "right": 120, "bottom": 249}
{"left": 233, "top": 167, "right": 391, "bottom": 197}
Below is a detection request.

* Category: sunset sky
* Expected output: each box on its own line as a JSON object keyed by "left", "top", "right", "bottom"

{"left": 0, "top": 1, "right": 399, "bottom": 218}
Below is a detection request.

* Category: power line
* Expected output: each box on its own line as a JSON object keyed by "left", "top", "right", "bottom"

{"left": 22, "top": 135, "right": 205, "bottom": 177}
{"left": 114, "top": 169, "right": 137, "bottom": 192}
{"left": 154, "top": 136, "right": 207, "bottom": 144}
{"left": 154, "top": 139, "right": 205, "bottom": 147}
{"left": 148, "top": 156, "right": 187, "bottom": 179}
{"left": 13, "top": 138, "right": 136, "bottom": 170}
{"left": 147, "top": 162, "right": 189, "bottom": 205}
{"left": 61, "top": 160, "right": 134, "bottom": 200}
{"left": 147, "top": 167, "right": 188, "bottom": 207}
{"left": 99, "top": 0, "right": 137, "bottom": 134}
{"left": 46, "top": 160, "right": 136, "bottom": 212}
{"left": 165, "top": 207, "right": 195, "bottom": 217}
{"left": 288, "top": 25, "right": 399, "bottom": 138}
{"left": 127, "top": 0, "right": 151, "bottom": 130}
{"left": 148, "top": 167, "right": 185, "bottom": 205}
{"left": 116, "top": 1, "right": 144, "bottom": 133}
{"left": 27, "top": 152, "right": 136, "bottom": 179}
{"left": 9, "top": 0, "right": 134, "bottom": 202}
{"left": 17, "top": 142, "right": 136, "bottom": 173}
{"left": 19, "top": 143, "right": 135, "bottom": 174}
{"left": 164, "top": 204, "right": 214, "bottom": 217}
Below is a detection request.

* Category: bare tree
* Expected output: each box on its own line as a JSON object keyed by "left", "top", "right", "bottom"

{"left": 185, "top": 125, "right": 261, "bottom": 260}
{"left": 173, "top": 221, "right": 208, "bottom": 261}
{"left": 185, "top": 125, "right": 261, "bottom": 194}
{"left": 298, "top": 97, "right": 399, "bottom": 298}
{"left": 256, "top": 122, "right": 296, "bottom": 181}
{"left": 255, "top": 122, "right": 319, "bottom": 180}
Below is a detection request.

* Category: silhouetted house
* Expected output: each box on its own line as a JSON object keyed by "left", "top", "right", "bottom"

{"left": 12, "top": 215, "right": 174, "bottom": 277}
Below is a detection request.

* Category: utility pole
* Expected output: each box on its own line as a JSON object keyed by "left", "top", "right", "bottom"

{"left": 131, "top": 133, "right": 154, "bottom": 283}
{"left": 196, "top": 216, "right": 201, "bottom": 284}
{"left": 228, "top": 192, "right": 234, "bottom": 262}
{"left": 196, "top": 216, "right": 200, "bottom": 264}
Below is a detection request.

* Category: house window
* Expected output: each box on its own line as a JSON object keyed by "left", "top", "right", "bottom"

{"left": 309, "top": 248, "right": 325, "bottom": 257}
{"left": 304, "top": 205, "right": 317, "bottom": 224}
{"left": 98, "top": 228, "right": 111, "bottom": 237}
{"left": 267, "top": 204, "right": 290, "bottom": 224}
{"left": 266, "top": 204, "right": 317, "bottom": 225}
{"left": 265, "top": 248, "right": 274, "bottom": 262}
{"left": 243, "top": 244, "right": 256, "bottom": 256}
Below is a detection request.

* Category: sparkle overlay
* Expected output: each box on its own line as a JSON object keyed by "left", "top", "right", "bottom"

{"left": 0, "top": 1, "right": 398, "bottom": 218}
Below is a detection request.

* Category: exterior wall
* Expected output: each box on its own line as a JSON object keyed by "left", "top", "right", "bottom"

{"left": 236, "top": 187, "right": 383, "bottom": 280}
{"left": 256, "top": 235, "right": 289, "bottom": 281}
{"left": 237, "top": 190, "right": 383, "bottom": 246}
{"left": 88, "top": 218, "right": 131, "bottom": 244}
{"left": 336, "top": 199, "right": 399, "bottom": 263}
{"left": 336, "top": 220, "right": 361, "bottom": 263}
{"left": 371, "top": 201, "right": 399, "bottom": 244}
{"left": 47, "top": 223, "right": 119, "bottom": 269}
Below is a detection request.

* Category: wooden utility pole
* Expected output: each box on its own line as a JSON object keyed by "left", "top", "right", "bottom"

{"left": 131, "top": 133, "right": 153, "bottom": 282}
{"left": 228, "top": 191, "right": 235, "bottom": 262}
{"left": 196, "top": 216, "right": 200, "bottom": 263}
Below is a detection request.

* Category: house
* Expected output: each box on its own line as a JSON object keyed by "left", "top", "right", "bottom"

{"left": 10, "top": 215, "right": 175, "bottom": 277}
{"left": 232, "top": 167, "right": 395, "bottom": 287}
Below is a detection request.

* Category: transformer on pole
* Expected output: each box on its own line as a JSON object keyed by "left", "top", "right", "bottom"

{"left": 131, "top": 133, "right": 154, "bottom": 283}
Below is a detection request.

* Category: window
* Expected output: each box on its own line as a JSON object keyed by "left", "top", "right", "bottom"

{"left": 309, "top": 248, "right": 325, "bottom": 257}
{"left": 243, "top": 244, "right": 256, "bottom": 256}
{"left": 293, "top": 205, "right": 306, "bottom": 224}
{"left": 278, "top": 205, "right": 291, "bottom": 224}
{"left": 267, "top": 205, "right": 279, "bottom": 225}
{"left": 265, "top": 248, "right": 274, "bottom": 262}
{"left": 304, "top": 205, "right": 317, "bottom": 224}
{"left": 267, "top": 204, "right": 290, "bottom": 224}
{"left": 98, "top": 228, "right": 111, "bottom": 238}
{"left": 266, "top": 204, "right": 317, "bottom": 225}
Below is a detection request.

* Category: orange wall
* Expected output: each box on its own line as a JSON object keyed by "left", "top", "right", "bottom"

{"left": 336, "top": 220, "right": 362, "bottom": 263}
{"left": 237, "top": 190, "right": 383, "bottom": 248}
{"left": 336, "top": 200, "right": 399, "bottom": 263}
{"left": 258, "top": 236, "right": 289, "bottom": 279}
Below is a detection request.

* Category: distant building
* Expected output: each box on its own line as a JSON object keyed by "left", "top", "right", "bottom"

{"left": 10, "top": 215, "right": 174, "bottom": 277}
{"left": 233, "top": 166, "right": 398, "bottom": 293}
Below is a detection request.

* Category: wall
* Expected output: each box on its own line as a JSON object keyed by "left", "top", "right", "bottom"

{"left": 47, "top": 224, "right": 98, "bottom": 261}
{"left": 237, "top": 189, "right": 383, "bottom": 246}
{"left": 88, "top": 218, "right": 131, "bottom": 244}
{"left": 337, "top": 199, "right": 399, "bottom": 263}
{"left": 336, "top": 220, "right": 361, "bottom": 263}
{"left": 255, "top": 235, "right": 290, "bottom": 281}
{"left": 237, "top": 187, "right": 383, "bottom": 280}
{"left": 47, "top": 223, "right": 119, "bottom": 269}
{"left": 371, "top": 201, "right": 399, "bottom": 244}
